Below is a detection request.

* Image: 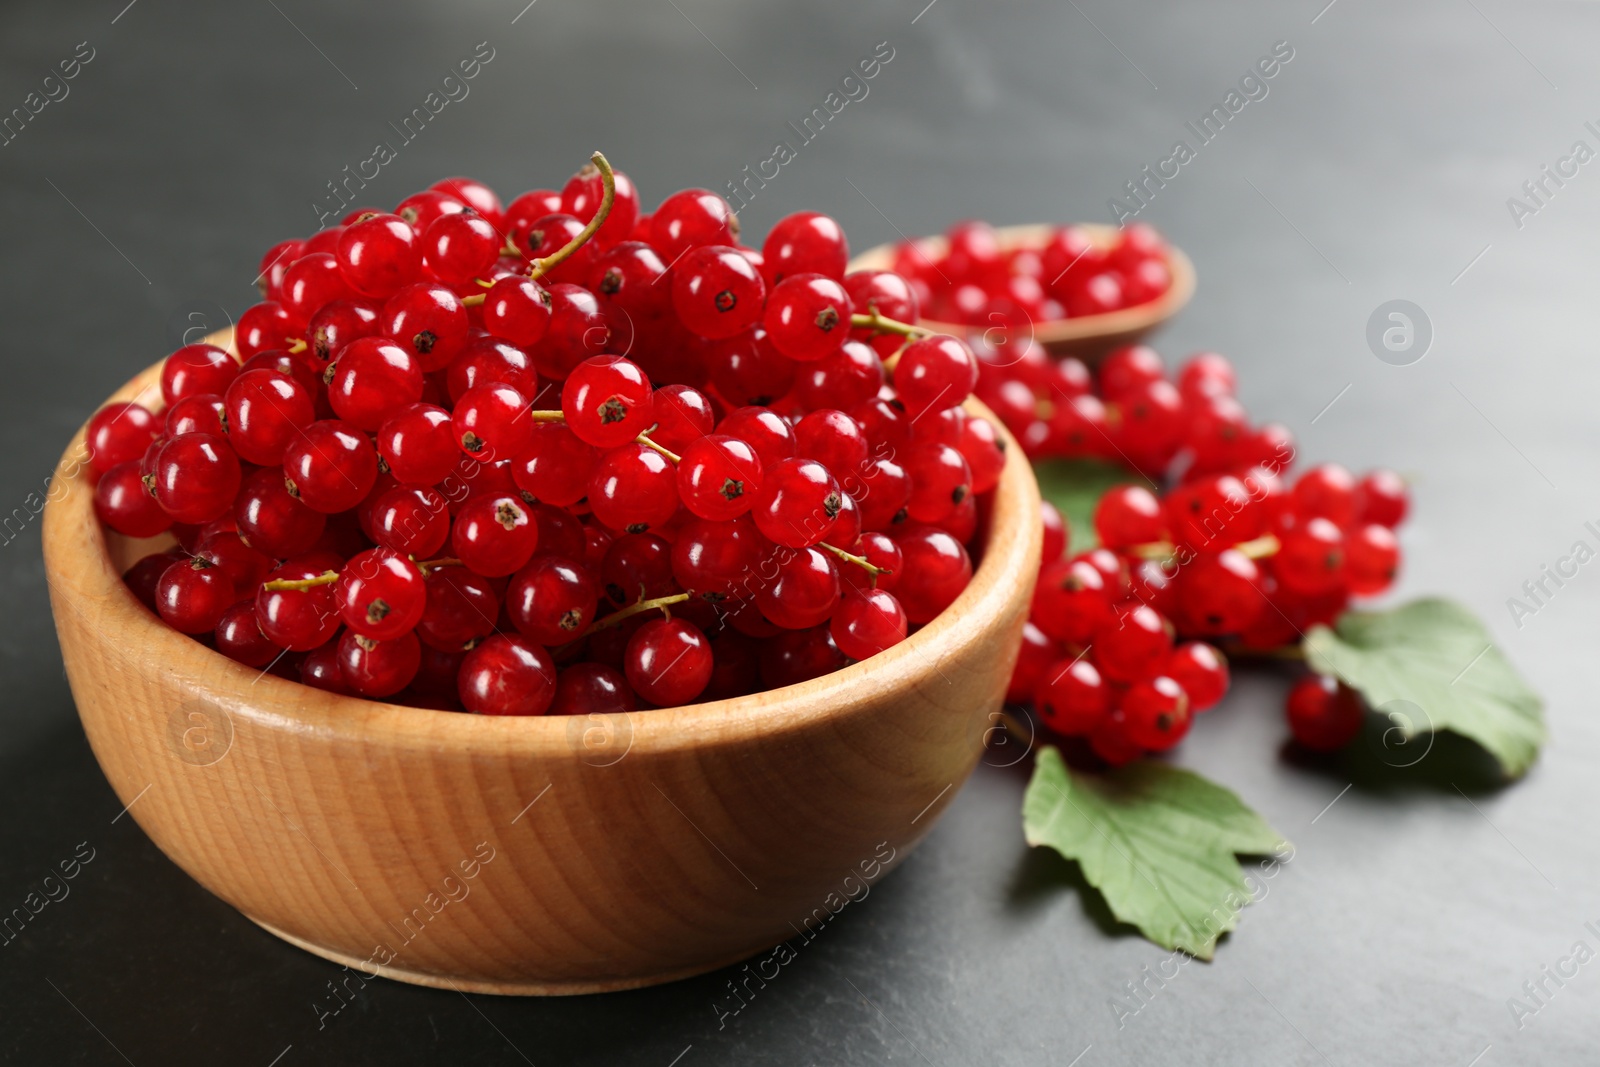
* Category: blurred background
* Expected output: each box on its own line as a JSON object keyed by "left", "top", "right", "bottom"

{"left": 4, "top": 0, "right": 1599, "bottom": 1062}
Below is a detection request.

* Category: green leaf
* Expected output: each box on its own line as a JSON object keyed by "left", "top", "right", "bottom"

{"left": 1022, "top": 747, "right": 1287, "bottom": 959}
{"left": 1304, "top": 597, "right": 1545, "bottom": 778}
{"left": 1031, "top": 457, "right": 1142, "bottom": 553}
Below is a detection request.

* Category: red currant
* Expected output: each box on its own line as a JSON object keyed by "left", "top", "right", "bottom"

{"left": 1285, "top": 675, "right": 1363, "bottom": 752}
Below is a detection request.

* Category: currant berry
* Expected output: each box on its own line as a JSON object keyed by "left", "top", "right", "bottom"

{"left": 762, "top": 273, "right": 852, "bottom": 362}
{"left": 432, "top": 176, "right": 505, "bottom": 225}
{"left": 830, "top": 585, "right": 907, "bottom": 661}
{"left": 1006, "top": 621, "right": 1059, "bottom": 703}
{"left": 1040, "top": 501, "right": 1068, "bottom": 567}
{"left": 1274, "top": 517, "right": 1346, "bottom": 596}
{"left": 1177, "top": 351, "right": 1236, "bottom": 401}
{"left": 894, "top": 334, "right": 978, "bottom": 416}
{"left": 902, "top": 442, "right": 972, "bottom": 524}
{"left": 671, "top": 514, "right": 770, "bottom": 603}
{"left": 677, "top": 434, "right": 763, "bottom": 522}
{"left": 717, "top": 406, "right": 796, "bottom": 470}
{"left": 1355, "top": 469, "right": 1409, "bottom": 528}
{"left": 1089, "top": 711, "right": 1143, "bottom": 767}
{"left": 161, "top": 343, "right": 239, "bottom": 406}
{"left": 281, "top": 252, "right": 355, "bottom": 327}
{"left": 234, "top": 301, "right": 297, "bottom": 360}
{"left": 423, "top": 211, "right": 501, "bottom": 286}
{"left": 223, "top": 369, "right": 315, "bottom": 465}
{"left": 793, "top": 340, "right": 884, "bottom": 412}
{"left": 673, "top": 245, "right": 767, "bottom": 339}
{"left": 1094, "top": 602, "right": 1174, "bottom": 684}
{"left": 194, "top": 530, "right": 272, "bottom": 593}
{"left": 1178, "top": 549, "right": 1265, "bottom": 634}
{"left": 369, "top": 486, "right": 450, "bottom": 558}
{"left": 1035, "top": 657, "right": 1112, "bottom": 736}
{"left": 1164, "top": 642, "right": 1230, "bottom": 712}
{"left": 562, "top": 355, "right": 653, "bottom": 448}
{"left": 795, "top": 409, "right": 869, "bottom": 482}
{"left": 753, "top": 457, "right": 841, "bottom": 548}
{"left": 256, "top": 557, "right": 343, "bottom": 651}
{"left": 453, "top": 383, "right": 533, "bottom": 461}
{"left": 588, "top": 442, "right": 679, "bottom": 533}
{"left": 482, "top": 275, "right": 553, "bottom": 348}
{"left": 451, "top": 494, "right": 538, "bottom": 576}
{"left": 377, "top": 403, "right": 458, "bottom": 485}
{"left": 649, "top": 188, "right": 735, "bottom": 261}
{"left": 337, "top": 213, "right": 422, "bottom": 298}
{"left": 513, "top": 422, "right": 599, "bottom": 506}
{"left": 1345, "top": 523, "right": 1399, "bottom": 596}
{"left": 383, "top": 282, "right": 469, "bottom": 372}
{"left": 446, "top": 337, "right": 539, "bottom": 404}
{"left": 649, "top": 384, "right": 716, "bottom": 453}
{"left": 561, "top": 163, "right": 639, "bottom": 247}
{"left": 1093, "top": 484, "right": 1164, "bottom": 549}
{"left": 853, "top": 456, "right": 912, "bottom": 533}
{"left": 1031, "top": 558, "right": 1112, "bottom": 644}
{"left": 94, "top": 461, "right": 172, "bottom": 537}
{"left": 1120, "top": 676, "right": 1191, "bottom": 751}
{"left": 149, "top": 433, "right": 242, "bottom": 524}
{"left": 754, "top": 547, "right": 840, "bottom": 629}
{"left": 1165, "top": 473, "right": 1262, "bottom": 551}
{"left": 326, "top": 337, "right": 424, "bottom": 431}
{"left": 1285, "top": 675, "right": 1363, "bottom": 752}
{"left": 233, "top": 467, "right": 326, "bottom": 557}
{"left": 602, "top": 532, "right": 678, "bottom": 607}
{"left": 549, "top": 662, "right": 638, "bottom": 716}
{"left": 624, "top": 617, "right": 714, "bottom": 706}
{"left": 283, "top": 420, "right": 379, "bottom": 514}
{"left": 214, "top": 600, "right": 283, "bottom": 668}
{"left": 300, "top": 639, "right": 350, "bottom": 693}
{"left": 505, "top": 554, "right": 599, "bottom": 646}
{"left": 155, "top": 557, "right": 235, "bottom": 634}
{"left": 164, "top": 395, "right": 226, "bottom": 438}
{"left": 895, "top": 528, "right": 973, "bottom": 623}
{"left": 762, "top": 211, "right": 848, "bottom": 285}
{"left": 759, "top": 625, "right": 847, "bottom": 689}
{"left": 1291, "top": 463, "right": 1358, "bottom": 528}
{"left": 338, "top": 629, "right": 421, "bottom": 698}
{"left": 416, "top": 567, "right": 500, "bottom": 651}
{"left": 337, "top": 549, "right": 426, "bottom": 641}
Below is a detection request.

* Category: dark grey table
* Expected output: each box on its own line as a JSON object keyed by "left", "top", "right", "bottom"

{"left": 3, "top": 0, "right": 1596, "bottom": 1063}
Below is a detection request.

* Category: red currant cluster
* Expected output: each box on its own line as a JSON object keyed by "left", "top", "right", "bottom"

{"left": 891, "top": 220, "right": 1172, "bottom": 333}
{"left": 1001, "top": 346, "right": 1410, "bottom": 763}
{"left": 89, "top": 153, "right": 1000, "bottom": 716}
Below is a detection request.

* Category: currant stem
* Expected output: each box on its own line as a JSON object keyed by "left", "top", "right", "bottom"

{"left": 1125, "top": 534, "right": 1281, "bottom": 562}
{"left": 635, "top": 431, "right": 681, "bottom": 464}
{"left": 528, "top": 151, "right": 614, "bottom": 283}
{"left": 528, "top": 409, "right": 566, "bottom": 423}
{"left": 588, "top": 592, "right": 691, "bottom": 632}
{"left": 261, "top": 569, "right": 339, "bottom": 592}
{"left": 461, "top": 293, "right": 486, "bottom": 308}
{"left": 286, "top": 338, "right": 308, "bottom": 355}
{"left": 818, "top": 541, "right": 890, "bottom": 578}
{"left": 850, "top": 309, "right": 929, "bottom": 338}
{"left": 413, "top": 556, "right": 464, "bottom": 577}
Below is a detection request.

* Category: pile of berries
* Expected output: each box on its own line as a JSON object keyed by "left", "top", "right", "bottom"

{"left": 1001, "top": 345, "right": 1409, "bottom": 763}
{"left": 891, "top": 220, "right": 1173, "bottom": 334}
{"left": 89, "top": 153, "right": 1002, "bottom": 716}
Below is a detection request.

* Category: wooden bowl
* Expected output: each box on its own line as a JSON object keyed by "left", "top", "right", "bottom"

{"left": 849, "top": 222, "right": 1195, "bottom": 364}
{"left": 42, "top": 339, "right": 1042, "bottom": 995}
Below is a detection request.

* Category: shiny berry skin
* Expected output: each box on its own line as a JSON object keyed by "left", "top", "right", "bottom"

{"left": 1291, "top": 463, "right": 1358, "bottom": 528}
{"left": 894, "top": 334, "right": 978, "bottom": 416}
{"left": 1093, "top": 484, "right": 1164, "bottom": 549}
{"left": 763, "top": 273, "right": 852, "bottom": 362}
{"left": 1355, "top": 469, "right": 1409, "bottom": 528}
{"left": 520, "top": 212, "right": 598, "bottom": 283}
{"left": 895, "top": 529, "right": 973, "bottom": 623}
{"left": 432, "top": 176, "right": 505, "bottom": 226}
{"left": 1040, "top": 501, "right": 1068, "bottom": 567}
{"left": 1179, "top": 549, "right": 1265, "bottom": 634}
{"left": 507, "top": 554, "right": 599, "bottom": 645}
{"left": 149, "top": 433, "right": 241, "bottom": 524}
{"left": 395, "top": 190, "right": 467, "bottom": 232}
{"left": 513, "top": 422, "right": 599, "bottom": 506}
{"left": 256, "top": 238, "right": 303, "bottom": 300}
{"left": 506, "top": 189, "right": 563, "bottom": 247}
{"left": 165, "top": 394, "right": 227, "bottom": 438}
{"left": 753, "top": 457, "right": 842, "bottom": 548}
{"left": 843, "top": 270, "right": 918, "bottom": 336}
{"left": 482, "top": 275, "right": 553, "bottom": 348}
{"left": 589, "top": 240, "right": 670, "bottom": 317}
{"left": 453, "top": 383, "right": 532, "bottom": 461}
{"left": 677, "top": 434, "right": 763, "bottom": 521}
{"left": 1164, "top": 642, "right": 1230, "bottom": 712}
{"left": 853, "top": 456, "right": 912, "bottom": 533}
{"left": 957, "top": 416, "right": 1006, "bottom": 495}
{"left": 235, "top": 301, "right": 297, "bottom": 360}
{"left": 1275, "top": 517, "right": 1346, "bottom": 596}
{"left": 161, "top": 343, "right": 238, "bottom": 405}
{"left": 1006, "top": 621, "right": 1059, "bottom": 703}
{"left": 155, "top": 557, "right": 235, "bottom": 634}
{"left": 299, "top": 640, "right": 349, "bottom": 693}
{"left": 562, "top": 355, "right": 653, "bottom": 448}
{"left": 830, "top": 586, "right": 907, "bottom": 660}
{"left": 717, "top": 406, "right": 796, "bottom": 470}
{"left": 759, "top": 625, "right": 848, "bottom": 689}
{"left": 755, "top": 547, "right": 841, "bottom": 629}
{"left": 624, "top": 617, "right": 714, "bottom": 707}
{"left": 1184, "top": 394, "right": 1249, "bottom": 472}
{"left": 383, "top": 282, "right": 468, "bottom": 372}
{"left": 94, "top": 461, "right": 172, "bottom": 537}
{"left": 1345, "top": 523, "right": 1400, "bottom": 595}
{"left": 843, "top": 531, "right": 900, "bottom": 593}
{"left": 549, "top": 662, "right": 637, "bottom": 716}
{"left": 670, "top": 515, "right": 769, "bottom": 602}
{"left": 793, "top": 340, "right": 884, "bottom": 412}
{"left": 649, "top": 384, "right": 716, "bottom": 453}
{"left": 308, "top": 300, "right": 382, "bottom": 365}
{"left": 1113, "top": 380, "right": 1186, "bottom": 462}
{"left": 377, "top": 403, "right": 457, "bottom": 485}
{"left": 1166, "top": 473, "right": 1263, "bottom": 550}
{"left": 1035, "top": 657, "right": 1112, "bottom": 736}
{"left": 1094, "top": 603, "right": 1174, "bottom": 684}
{"left": 338, "top": 630, "right": 421, "bottom": 698}
{"left": 1285, "top": 675, "right": 1363, "bottom": 752}
{"left": 649, "top": 188, "right": 735, "bottom": 261}
{"left": 673, "top": 245, "right": 767, "bottom": 339}
{"left": 1032, "top": 558, "right": 1112, "bottom": 644}
{"left": 589, "top": 443, "right": 679, "bottom": 533}
{"left": 283, "top": 420, "right": 378, "bottom": 514}
{"left": 1098, "top": 345, "right": 1165, "bottom": 399}
{"left": 223, "top": 369, "right": 315, "bottom": 465}
{"left": 369, "top": 486, "right": 450, "bottom": 558}
{"left": 1120, "top": 676, "right": 1191, "bottom": 751}
{"left": 1177, "top": 351, "right": 1236, "bottom": 400}
{"left": 795, "top": 409, "right": 869, "bottom": 480}
{"left": 903, "top": 442, "right": 972, "bottom": 524}
{"left": 763, "top": 211, "right": 848, "bottom": 284}
{"left": 336, "top": 549, "right": 426, "bottom": 641}
{"left": 451, "top": 494, "right": 538, "bottom": 576}
{"left": 602, "top": 532, "right": 677, "bottom": 607}
{"left": 423, "top": 211, "right": 501, "bottom": 286}
{"left": 233, "top": 467, "right": 325, "bottom": 557}
{"left": 214, "top": 601, "right": 282, "bottom": 668}
{"left": 337, "top": 213, "right": 422, "bottom": 298}
{"left": 256, "top": 558, "right": 343, "bottom": 651}
{"left": 460, "top": 634, "right": 558, "bottom": 715}
{"left": 1089, "top": 711, "right": 1143, "bottom": 767}
{"left": 281, "top": 252, "right": 354, "bottom": 327}
{"left": 416, "top": 567, "right": 500, "bottom": 652}
{"left": 446, "top": 340, "right": 539, "bottom": 406}
{"left": 194, "top": 531, "right": 272, "bottom": 594}
{"left": 326, "top": 337, "right": 424, "bottom": 431}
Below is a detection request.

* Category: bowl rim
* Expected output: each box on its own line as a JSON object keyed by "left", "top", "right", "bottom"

{"left": 847, "top": 221, "right": 1195, "bottom": 345}
{"left": 45, "top": 336, "right": 1042, "bottom": 761}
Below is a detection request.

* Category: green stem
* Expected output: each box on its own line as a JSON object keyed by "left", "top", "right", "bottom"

{"left": 261, "top": 569, "right": 339, "bottom": 592}
{"left": 589, "top": 592, "right": 691, "bottom": 632}
{"left": 529, "top": 151, "right": 614, "bottom": 283}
